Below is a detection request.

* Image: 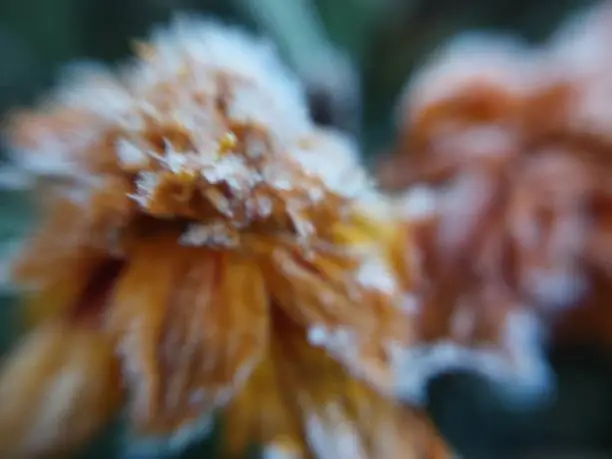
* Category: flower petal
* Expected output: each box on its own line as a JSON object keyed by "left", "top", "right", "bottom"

{"left": 106, "top": 235, "right": 268, "bottom": 451}
{"left": 11, "top": 199, "right": 106, "bottom": 325}
{"left": 0, "top": 321, "right": 121, "bottom": 458}
{"left": 263, "top": 240, "right": 417, "bottom": 399}
{"left": 224, "top": 352, "right": 306, "bottom": 457}
{"left": 276, "top": 314, "right": 451, "bottom": 459}
{"left": 225, "top": 312, "right": 452, "bottom": 459}
{"left": 11, "top": 180, "right": 133, "bottom": 327}
{"left": 394, "top": 216, "right": 552, "bottom": 404}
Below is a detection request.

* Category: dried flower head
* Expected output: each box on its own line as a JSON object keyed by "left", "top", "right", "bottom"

{"left": 0, "top": 17, "right": 449, "bottom": 458}
{"left": 378, "top": 2, "right": 612, "bottom": 363}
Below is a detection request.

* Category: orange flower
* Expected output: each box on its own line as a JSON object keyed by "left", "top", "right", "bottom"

{"left": 376, "top": 38, "right": 547, "bottom": 399}
{"left": 529, "top": 1, "right": 612, "bottom": 345}
{"left": 1, "top": 18, "right": 449, "bottom": 458}
{"left": 378, "top": 3, "right": 612, "bottom": 370}
{"left": 388, "top": 190, "right": 551, "bottom": 403}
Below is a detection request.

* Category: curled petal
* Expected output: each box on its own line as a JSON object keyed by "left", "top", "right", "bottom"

{"left": 106, "top": 234, "right": 268, "bottom": 451}
{"left": 0, "top": 322, "right": 121, "bottom": 458}
{"left": 403, "top": 286, "right": 551, "bottom": 403}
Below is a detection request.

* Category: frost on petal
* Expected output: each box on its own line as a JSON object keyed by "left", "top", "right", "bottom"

{"left": 52, "top": 61, "right": 133, "bottom": 119}
{"left": 226, "top": 311, "right": 453, "bottom": 459}
{"left": 5, "top": 17, "right": 375, "bottom": 257}
{"left": 122, "top": 15, "right": 313, "bottom": 160}
{"left": 105, "top": 235, "right": 268, "bottom": 452}
{"left": 0, "top": 322, "right": 121, "bottom": 458}
{"left": 546, "top": 0, "right": 612, "bottom": 72}
{"left": 387, "top": 160, "right": 605, "bottom": 394}
{"left": 129, "top": 15, "right": 310, "bottom": 140}
{"left": 382, "top": 193, "right": 553, "bottom": 402}
{"left": 411, "top": 217, "right": 552, "bottom": 402}
{"left": 379, "top": 4, "right": 612, "bottom": 355}
{"left": 290, "top": 128, "right": 370, "bottom": 201}
{"left": 7, "top": 108, "right": 109, "bottom": 179}
{"left": 6, "top": 63, "right": 131, "bottom": 179}
{"left": 261, "top": 221, "right": 420, "bottom": 399}
{"left": 3, "top": 16, "right": 391, "bottom": 457}
{"left": 391, "top": 186, "right": 438, "bottom": 222}
{"left": 543, "top": 2, "right": 612, "bottom": 142}
{"left": 403, "top": 32, "right": 535, "bottom": 118}
{"left": 273, "top": 313, "right": 452, "bottom": 459}
{"left": 378, "top": 33, "right": 532, "bottom": 192}
{"left": 395, "top": 298, "right": 551, "bottom": 405}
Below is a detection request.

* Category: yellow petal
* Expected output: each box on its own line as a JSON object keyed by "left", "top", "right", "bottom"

{"left": 224, "top": 352, "right": 307, "bottom": 458}
{"left": 0, "top": 321, "right": 121, "bottom": 458}
{"left": 106, "top": 235, "right": 268, "bottom": 448}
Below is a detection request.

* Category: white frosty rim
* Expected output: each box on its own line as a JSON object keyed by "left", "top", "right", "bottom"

{"left": 393, "top": 309, "right": 553, "bottom": 406}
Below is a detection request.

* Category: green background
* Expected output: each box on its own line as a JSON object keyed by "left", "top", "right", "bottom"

{"left": 1, "top": 0, "right": 611, "bottom": 458}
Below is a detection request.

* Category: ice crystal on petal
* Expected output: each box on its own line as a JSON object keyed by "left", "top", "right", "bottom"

{"left": 402, "top": 32, "right": 537, "bottom": 124}
{"left": 2, "top": 15, "right": 439, "bottom": 459}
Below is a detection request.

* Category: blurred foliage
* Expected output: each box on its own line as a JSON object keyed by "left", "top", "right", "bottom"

{"left": 1, "top": 0, "right": 612, "bottom": 458}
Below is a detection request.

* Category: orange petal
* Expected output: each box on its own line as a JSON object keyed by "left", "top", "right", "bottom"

{"left": 0, "top": 321, "right": 121, "bottom": 458}
{"left": 260, "top": 208, "right": 424, "bottom": 401}
{"left": 225, "top": 312, "right": 452, "bottom": 458}
{"left": 106, "top": 235, "right": 268, "bottom": 450}
{"left": 264, "top": 241, "right": 419, "bottom": 399}
{"left": 271, "top": 314, "right": 452, "bottom": 459}
{"left": 12, "top": 200, "right": 105, "bottom": 325}
{"left": 12, "top": 182, "right": 133, "bottom": 327}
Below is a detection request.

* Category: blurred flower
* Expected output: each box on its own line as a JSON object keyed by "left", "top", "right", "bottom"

{"left": 389, "top": 187, "right": 551, "bottom": 403}
{"left": 531, "top": 1, "right": 612, "bottom": 346}
{"left": 0, "top": 17, "right": 449, "bottom": 458}
{"left": 377, "top": 1, "right": 612, "bottom": 371}
{"left": 0, "top": 321, "right": 121, "bottom": 459}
